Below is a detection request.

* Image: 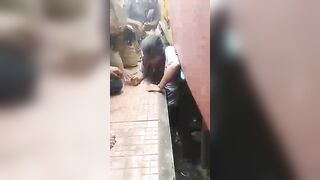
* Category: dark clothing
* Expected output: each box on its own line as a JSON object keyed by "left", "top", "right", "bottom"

{"left": 125, "top": 0, "right": 160, "bottom": 23}
{"left": 0, "top": 45, "right": 36, "bottom": 103}
{"left": 110, "top": 75, "right": 123, "bottom": 95}
{"left": 140, "top": 35, "right": 180, "bottom": 107}
{"left": 168, "top": 104, "right": 178, "bottom": 126}
{"left": 212, "top": 11, "right": 293, "bottom": 180}
{"left": 141, "top": 55, "right": 165, "bottom": 84}
{"left": 140, "top": 35, "right": 166, "bottom": 84}
{"left": 126, "top": 0, "right": 146, "bottom": 22}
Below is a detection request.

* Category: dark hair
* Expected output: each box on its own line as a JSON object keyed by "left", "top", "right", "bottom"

{"left": 123, "top": 26, "right": 136, "bottom": 46}
{"left": 141, "top": 35, "right": 164, "bottom": 56}
{"left": 140, "top": 35, "right": 166, "bottom": 84}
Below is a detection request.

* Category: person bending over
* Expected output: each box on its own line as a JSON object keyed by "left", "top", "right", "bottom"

{"left": 130, "top": 35, "right": 180, "bottom": 122}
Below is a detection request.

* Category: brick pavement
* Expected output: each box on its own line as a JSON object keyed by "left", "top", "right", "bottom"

{"left": 110, "top": 82, "right": 162, "bottom": 180}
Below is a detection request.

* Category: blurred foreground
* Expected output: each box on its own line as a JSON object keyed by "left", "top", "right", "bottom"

{"left": 213, "top": 1, "right": 320, "bottom": 180}
{"left": 0, "top": 0, "right": 109, "bottom": 179}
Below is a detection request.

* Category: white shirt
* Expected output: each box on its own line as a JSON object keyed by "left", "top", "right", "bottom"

{"left": 164, "top": 46, "right": 180, "bottom": 107}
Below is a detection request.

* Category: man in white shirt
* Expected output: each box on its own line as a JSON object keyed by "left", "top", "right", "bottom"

{"left": 130, "top": 35, "right": 180, "bottom": 109}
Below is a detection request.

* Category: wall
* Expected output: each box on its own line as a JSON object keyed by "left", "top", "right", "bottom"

{"left": 166, "top": 0, "right": 210, "bottom": 129}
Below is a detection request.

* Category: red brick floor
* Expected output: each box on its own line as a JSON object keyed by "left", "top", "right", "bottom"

{"left": 110, "top": 79, "right": 161, "bottom": 180}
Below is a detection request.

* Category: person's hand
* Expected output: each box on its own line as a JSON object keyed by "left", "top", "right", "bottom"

{"left": 143, "top": 23, "right": 153, "bottom": 32}
{"left": 133, "top": 22, "right": 145, "bottom": 36}
{"left": 123, "top": 71, "right": 132, "bottom": 82}
{"left": 136, "top": 26, "right": 145, "bottom": 36}
{"left": 136, "top": 21, "right": 143, "bottom": 29}
{"left": 146, "top": 84, "right": 163, "bottom": 92}
{"left": 123, "top": 74, "right": 139, "bottom": 86}
{"left": 110, "top": 67, "right": 123, "bottom": 78}
{"left": 127, "top": 75, "right": 140, "bottom": 86}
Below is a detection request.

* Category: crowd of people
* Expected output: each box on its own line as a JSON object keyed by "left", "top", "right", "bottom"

{"left": 110, "top": 0, "right": 181, "bottom": 149}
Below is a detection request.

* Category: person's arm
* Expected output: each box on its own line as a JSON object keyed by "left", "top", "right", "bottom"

{"left": 157, "top": 63, "right": 180, "bottom": 89}
{"left": 127, "top": 18, "right": 145, "bottom": 35}
{"left": 146, "top": 63, "right": 179, "bottom": 92}
{"left": 124, "top": 0, "right": 144, "bottom": 35}
{"left": 146, "top": 9, "right": 160, "bottom": 29}
{"left": 127, "top": 18, "right": 142, "bottom": 27}
{"left": 128, "top": 60, "right": 145, "bottom": 86}
{"left": 131, "top": 71, "right": 144, "bottom": 86}
{"left": 144, "top": 6, "right": 160, "bottom": 30}
{"left": 147, "top": 46, "right": 181, "bottom": 92}
{"left": 143, "top": 20, "right": 159, "bottom": 31}
{"left": 110, "top": 66, "right": 123, "bottom": 78}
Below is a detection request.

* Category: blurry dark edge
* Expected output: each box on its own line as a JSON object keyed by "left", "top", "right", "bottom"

{"left": 210, "top": 8, "right": 295, "bottom": 180}
{"left": 106, "top": 0, "right": 111, "bottom": 55}
{"left": 0, "top": 36, "right": 38, "bottom": 106}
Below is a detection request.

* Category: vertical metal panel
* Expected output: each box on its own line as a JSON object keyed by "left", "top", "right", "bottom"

{"left": 167, "top": 0, "right": 210, "bottom": 129}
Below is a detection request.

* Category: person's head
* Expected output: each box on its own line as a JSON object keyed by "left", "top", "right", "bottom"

{"left": 141, "top": 35, "right": 164, "bottom": 66}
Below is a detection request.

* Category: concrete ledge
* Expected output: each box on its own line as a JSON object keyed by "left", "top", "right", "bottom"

{"left": 110, "top": 83, "right": 175, "bottom": 179}
{"left": 157, "top": 93, "right": 175, "bottom": 180}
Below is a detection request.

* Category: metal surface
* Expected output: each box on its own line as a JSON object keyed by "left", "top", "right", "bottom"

{"left": 229, "top": 1, "right": 320, "bottom": 179}
{"left": 166, "top": 0, "right": 210, "bottom": 129}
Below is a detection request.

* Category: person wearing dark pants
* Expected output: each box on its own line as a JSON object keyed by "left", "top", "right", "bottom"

{"left": 128, "top": 35, "right": 181, "bottom": 125}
